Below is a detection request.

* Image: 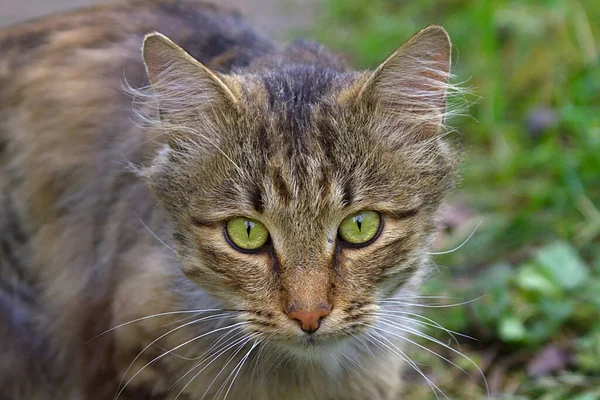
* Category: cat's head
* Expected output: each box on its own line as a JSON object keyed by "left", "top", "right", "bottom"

{"left": 138, "top": 27, "right": 459, "bottom": 357}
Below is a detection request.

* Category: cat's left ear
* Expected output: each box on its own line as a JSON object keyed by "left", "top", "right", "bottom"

{"left": 356, "top": 26, "right": 452, "bottom": 138}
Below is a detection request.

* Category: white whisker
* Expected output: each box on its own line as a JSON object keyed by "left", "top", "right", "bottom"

{"left": 378, "top": 295, "right": 485, "bottom": 308}
{"left": 159, "top": 311, "right": 218, "bottom": 330}
{"left": 349, "top": 331, "right": 376, "bottom": 360}
{"left": 199, "top": 336, "right": 257, "bottom": 400}
{"left": 169, "top": 329, "right": 250, "bottom": 390}
{"left": 198, "top": 328, "right": 248, "bottom": 361}
{"left": 341, "top": 352, "right": 367, "bottom": 373}
{"left": 115, "top": 317, "right": 245, "bottom": 399}
{"left": 363, "top": 328, "right": 447, "bottom": 400}
{"left": 136, "top": 213, "right": 175, "bottom": 252}
{"left": 375, "top": 311, "right": 459, "bottom": 346}
{"left": 373, "top": 318, "right": 489, "bottom": 396}
{"left": 248, "top": 340, "right": 268, "bottom": 394}
{"left": 89, "top": 308, "right": 229, "bottom": 342}
{"left": 427, "top": 220, "right": 482, "bottom": 255}
{"left": 373, "top": 311, "right": 475, "bottom": 344}
{"left": 259, "top": 352, "right": 286, "bottom": 386}
{"left": 220, "top": 339, "right": 260, "bottom": 400}
{"left": 159, "top": 326, "right": 245, "bottom": 361}
{"left": 332, "top": 352, "right": 351, "bottom": 374}
{"left": 374, "top": 319, "right": 470, "bottom": 376}
{"left": 384, "top": 295, "right": 457, "bottom": 300}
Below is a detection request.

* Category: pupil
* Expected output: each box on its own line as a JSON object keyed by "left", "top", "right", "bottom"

{"left": 245, "top": 221, "right": 254, "bottom": 238}
{"left": 355, "top": 215, "right": 363, "bottom": 232}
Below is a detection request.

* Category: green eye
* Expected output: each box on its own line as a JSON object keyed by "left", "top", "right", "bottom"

{"left": 226, "top": 217, "right": 270, "bottom": 251}
{"left": 338, "top": 211, "right": 382, "bottom": 245}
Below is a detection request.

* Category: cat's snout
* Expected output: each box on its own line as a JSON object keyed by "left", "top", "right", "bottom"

{"left": 287, "top": 307, "right": 330, "bottom": 334}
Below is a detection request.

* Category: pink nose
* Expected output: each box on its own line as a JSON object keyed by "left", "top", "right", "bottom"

{"left": 287, "top": 308, "right": 330, "bottom": 333}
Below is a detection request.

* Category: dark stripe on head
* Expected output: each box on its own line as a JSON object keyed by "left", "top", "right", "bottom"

{"left": 316, "top": 118, "right": 337, "bottom": 162}
{"left": 262, "top": 66, "right": 335, "bottom": 109}
{"left": 250, "top": 186, "right": 264, "bottom": 213}
{"left": 389, "top": 208, "right": 420, "bottom": 220}
{"left": 342, "top": 181, "right": 354, "bottom": 207}
{"left": 318, "top": 171, "right": 332, "bottom": 199}
{"left": 269, "top": 247, "right": 281, "bottom": 273}
{"left": 190, "top": 216, "right": 218, "bottom": 228}
{"left": 262, "top": 66, "right": 337, "bottom": 136}
{"left": 272, "top": 170, "right": 292, "bottom": 204}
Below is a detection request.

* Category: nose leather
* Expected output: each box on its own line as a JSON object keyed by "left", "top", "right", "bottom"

{"left": 287, "top": 308, "right": 330, "bottom": 333}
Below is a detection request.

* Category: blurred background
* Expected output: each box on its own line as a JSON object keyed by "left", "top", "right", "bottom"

{"left": 4, "top": 0, "right": 599, "bottom": 399}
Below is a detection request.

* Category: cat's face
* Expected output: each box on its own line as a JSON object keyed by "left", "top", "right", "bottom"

{"left": 140, "top": 27, "right": 458, "bottom": 356}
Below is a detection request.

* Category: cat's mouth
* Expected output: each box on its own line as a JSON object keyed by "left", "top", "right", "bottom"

{"left": 266, "top": 332, "right": 354, "bottom": 363}
{"left": 299, "top": 334, "right": 321, "bottom": 346}
{"left": 282, "top": 330, "right": 353, "bottom": 352}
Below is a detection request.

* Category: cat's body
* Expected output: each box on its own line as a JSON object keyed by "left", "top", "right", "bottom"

{"left": 0, "top": 1, "right": 459, "bottom": 399}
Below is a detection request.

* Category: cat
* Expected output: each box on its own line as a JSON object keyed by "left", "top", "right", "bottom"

{"left": 0, "top": 0, "right": 460, "bottom": 399}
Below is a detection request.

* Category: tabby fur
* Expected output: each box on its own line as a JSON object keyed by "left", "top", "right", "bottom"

{"left": 0, "top": 0, "right": 460, "bottom": 398}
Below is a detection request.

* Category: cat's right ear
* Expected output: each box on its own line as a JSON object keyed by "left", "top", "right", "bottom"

{"left": 353, "top": 26, "right": 453, "bottom": 140}
{"left": 142, "top": 32, "right": 238, "bottom": 127}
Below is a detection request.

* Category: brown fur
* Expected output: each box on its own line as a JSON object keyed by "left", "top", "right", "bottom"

{"left": 0, "top": 1, "right": 461, "bottom": 399}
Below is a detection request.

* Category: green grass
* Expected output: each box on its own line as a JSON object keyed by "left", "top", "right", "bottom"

{"left": 303, "top": 0, "right": 600, "bottom": 398}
